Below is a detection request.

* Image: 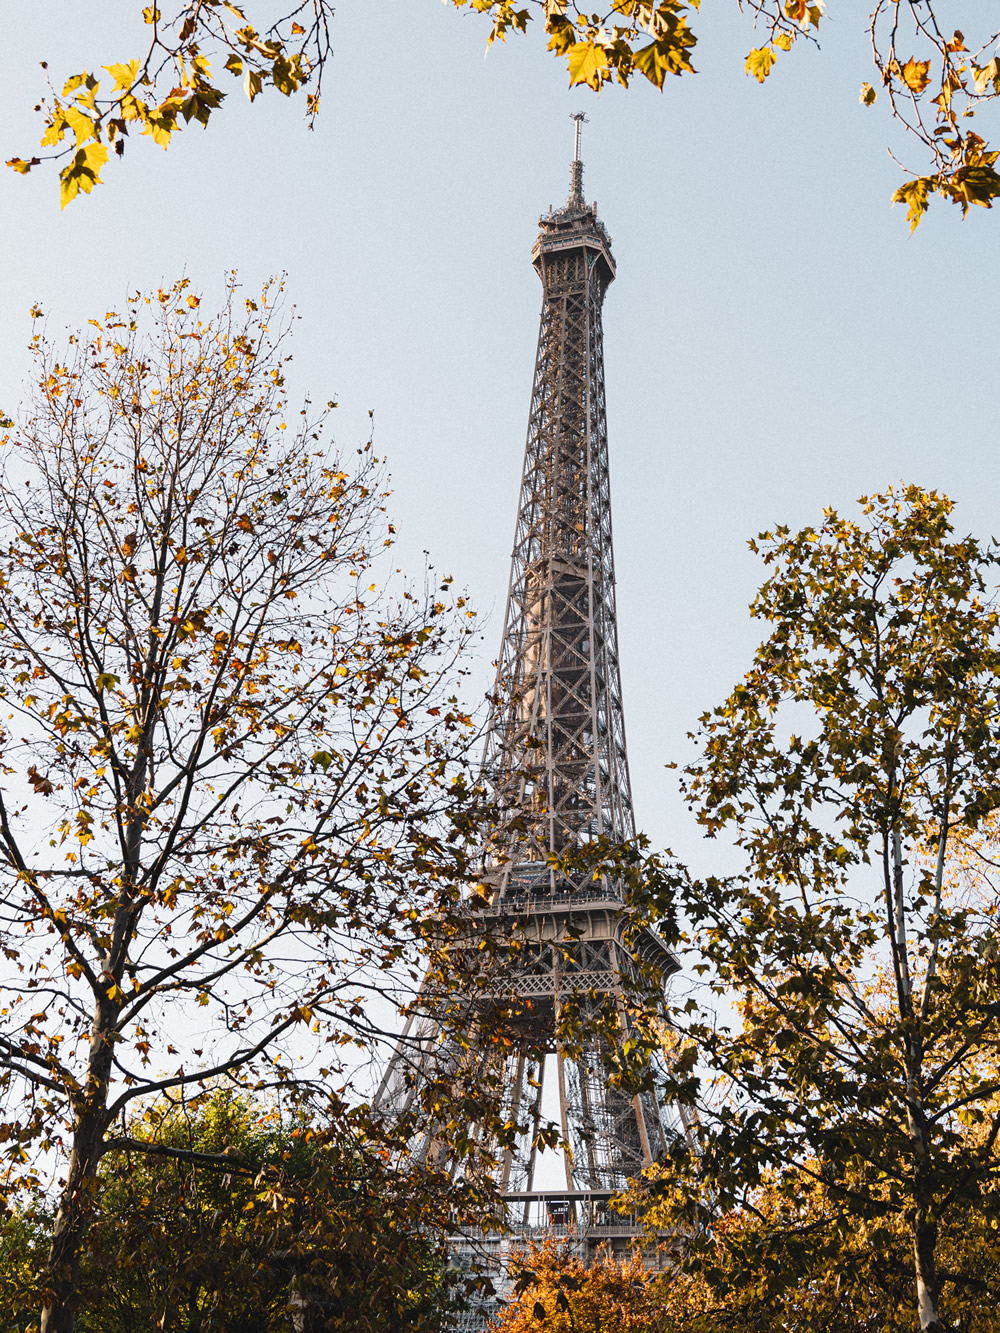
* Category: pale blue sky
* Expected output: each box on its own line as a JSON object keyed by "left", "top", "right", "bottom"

{"left": 2, "top": 3, "right": 997, "bottom": 878}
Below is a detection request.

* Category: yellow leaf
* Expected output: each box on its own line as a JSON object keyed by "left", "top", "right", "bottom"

{"left": 59, "top": 142, "right": 109, "bottom": 209}
{"left": 892, "top": 177, "right": 930, "bottom": 231}
{"left": 973, "top": 59, "right": 1000, "bottom": 96}
{"left": 62, "top": 72, "right": 98, "bottom": 105}
{"left": 142, "top": 102, "right": 178, "bottom": 148}
{"left": 774, "top": 32, "right": 793, "bottom": 52}
{"left": 64, "top": 103, "right": 98, "bottom": 147}
{"left": 41, "top": 110, "right": 70, "bottom": 148}
{"left": 104, "top": 59, "right": 141, "bottom": 92}
{"left": 745, "top": 47, "right": 777, "bottom": 83}
{"left": 901, "top": 57, "right": 931, "bottom": 94}
{"left": 860, "top": 82, "right": 877, "bottom": 106}
{"left": 566, "top": 40, "right": 610, "bottom": 91}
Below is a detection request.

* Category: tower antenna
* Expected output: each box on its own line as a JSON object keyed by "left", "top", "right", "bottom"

{"left": 569, "top": 111, "right": 588, "bottom": 202}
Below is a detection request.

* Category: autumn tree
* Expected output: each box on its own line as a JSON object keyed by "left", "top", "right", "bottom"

{"left": 2, "top": 1088, "right": 455, "bottom": 1333}
{"left": 633, "top": 487, "right": 1000, "bottom": 1333}
{"left": 6, "top": 2, "right": 1000, "bottom": 223}
{"left": 488, "top": 1163, "right": 1000, "bottom": 1333}
{"left": 488, "top": 1241, "right": 675, "bottom": 1333}
{"left": 0, "top": 277, "right": 488, "bottom": 1332}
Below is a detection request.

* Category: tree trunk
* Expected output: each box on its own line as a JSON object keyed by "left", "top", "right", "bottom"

{"left": 40, "top": 989, "right": 117, "bottom": 1333}
{"left": 913, "top": 1213, "right": 945, "bottom": 1333}
{"left": 906, "top": 1056, "right": 945, "bottom": 1333}
{"left": 40, "top": 1107, "right": 107, "bottom": 1333}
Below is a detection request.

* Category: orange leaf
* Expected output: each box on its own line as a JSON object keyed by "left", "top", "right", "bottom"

{"left": 902, "top": 58, "right": 931, "bottom": 94}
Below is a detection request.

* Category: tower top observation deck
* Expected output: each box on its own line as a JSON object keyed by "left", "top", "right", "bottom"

{"left": 532, "top": 112, "right": 615, "bottom": 286}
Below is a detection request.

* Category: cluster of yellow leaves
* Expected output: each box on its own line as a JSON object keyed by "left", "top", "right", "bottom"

{"left": 452, "top": 0, "right": 699, "bottom": 92}
{"left": 894, "top": 131, "right": 1000, "bottom": 231}
{"left": 458, "top": 0, "right": 1000, "bottom": 229}
{"left": 744, "top": 0, "right": 823, "bottom": 85}
{"left": 871, "top": 22, "right": 1000, "bottom": 228}
{"left": 6, "top": 1, "right": 324, "bottom": 206}
{"left": 452, "top": 0, "right": 828, "bottom": 94}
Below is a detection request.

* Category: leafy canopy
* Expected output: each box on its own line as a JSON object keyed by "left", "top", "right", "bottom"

{"left": 631, "top": 487, "right": 1000, "bottom": 1333}
{"left": 3, "top": 1088, "right": 455, "bottom": 1333}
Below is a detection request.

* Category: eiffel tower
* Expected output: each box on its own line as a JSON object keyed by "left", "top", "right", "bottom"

{"left": 378, "top": 117, "right": 683, "bottom": 1300}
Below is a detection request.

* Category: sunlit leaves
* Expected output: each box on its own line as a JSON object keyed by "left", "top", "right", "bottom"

{"left": 455, "top": 1, "right": 1000, "bottom": 228}
{"left": 10, "top": 2, "right": 335, "bottom": 202}
{"left": 58, "top": 142, "right": 109, "bottom": 209}
{"left": 893, "top": 135, "right": 1000, "bottom": 230}
{"left": 566, "top": 39, "right": 611, "bottom": 90}
{"left": 871, "top": 14, "right": 1000, "bottom": 225}
{"left": 8, "top": 0, "right": 1000, "bottom": 225}
{"left": 662, "top": 486, "right": 1000, "bottom": 1333}
{"left": 455, "top": 0, "right": 698, "bottom": 90}
{"left": 745, "top": 46, "right": 776, "bottom": 83}
{"left": 902, "top": 56, "right": 932, "bottom": 94}
{"left": 973, "top": 57, "right": 1000, "bottom": 96}
{"left": 103, "top": 58, "right": 141, "bottom": 92}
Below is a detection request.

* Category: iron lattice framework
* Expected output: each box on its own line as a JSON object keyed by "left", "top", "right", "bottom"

{"left": 378, "top": 123, "right": 685, "bottom": 1302}
{"left": 483, "top": 133, "right": 632, "bottom": 880}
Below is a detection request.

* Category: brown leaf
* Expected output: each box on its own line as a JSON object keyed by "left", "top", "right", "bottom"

{"left": 27, "top": 764, "right": 54, "bottom": 796}
{"left": 901, "top": 57, "right": 931, "bottom": 94}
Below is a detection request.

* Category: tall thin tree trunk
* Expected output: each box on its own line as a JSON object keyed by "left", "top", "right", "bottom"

{"left": 913, "top": 1212, "right": 945, "bottom": 1333}
{"left": 906, "top": 1057, "right": 945, "bottom": 1333}
{"left": 40, "top": 1108, "right": 106, "bottom": 1333}
{"left": 40, "top": 992, "right": 116, "bottom": 1333}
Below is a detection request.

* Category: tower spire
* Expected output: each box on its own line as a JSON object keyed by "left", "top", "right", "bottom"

{"left": 569, "top": 111, "right": 587, "bottom": 204}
